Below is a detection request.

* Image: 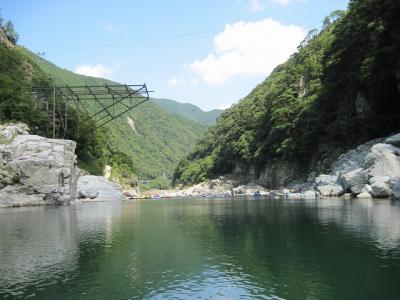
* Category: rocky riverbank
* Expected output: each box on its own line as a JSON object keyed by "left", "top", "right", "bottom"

{"left": 127, "top": 132, "right": 400, "bottom": 201}
{"left": 0, "top": 123, "right": 124, "bottom": 208}
{"left": 2, "top": 122, "right": 399, "bottom": 206}
{"left": 312, "top": 133, "right": 400, "bottom": 200}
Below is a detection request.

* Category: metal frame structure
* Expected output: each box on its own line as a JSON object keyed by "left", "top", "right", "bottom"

{"left": 32, "top": 84, "right": 151, "bottom": 138}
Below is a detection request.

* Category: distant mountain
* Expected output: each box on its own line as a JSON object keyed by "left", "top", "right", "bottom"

{"left": 152, "top": 98, "right": 223, "bottom": 126}
{"left": 20, "top": 48, "right": 206, "bottom": 181}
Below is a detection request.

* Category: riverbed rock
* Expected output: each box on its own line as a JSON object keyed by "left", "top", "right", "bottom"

{"left": 286, "top": 193, "right": 304, "bottom": 199}
{"left": 314, "top": 174, "right": 338, "bottom": 187}
{"left": 316, "top": 185, "right": 344, "bottom": 197}
{"left": 363, "top": 143, "right": 400, "bottom": 178}
{"left": 3, "top": 134, "right": 77, "bottom": 204}
{"left": 304, "top": 190, "right": 317, "bottom": 198}
{"left": 370, "top": 176, "right": 391, "bottom": 198}
{"left": 77, "top": 175, "right": 124, "bottom": 201}
{"left": 0, "top": 190, "right": 44, "bottom": 208}
{"left": 330, "top": 138, "right": 384, "bottom": 175}
{"left": 357, "top": 192, "right": 373, "bottom": 199}
{"left": 309, "top": 133, "right": 400, "bottom": 199}
{"left": 0, "top": 124, "right": 78, "bottom": 207}
{"left": 339, "top": 168, "right": 368, "bottom": 194}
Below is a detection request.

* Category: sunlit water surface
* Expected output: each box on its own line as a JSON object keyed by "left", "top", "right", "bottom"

{"left": 0, "top": 197, "right": 400, "bottom": 299}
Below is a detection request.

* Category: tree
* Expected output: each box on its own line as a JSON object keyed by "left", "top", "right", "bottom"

{"left": 0, "top": 11, "right": 4, "bottom": 28}
{"left": 4, "top": 20, "right": 18, "bottom": 44}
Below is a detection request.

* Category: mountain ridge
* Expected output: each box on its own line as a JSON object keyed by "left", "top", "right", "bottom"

{"left": 152, "top": 98, "right": 223, "bottom": 126}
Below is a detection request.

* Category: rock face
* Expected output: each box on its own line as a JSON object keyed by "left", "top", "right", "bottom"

{"left": 258, "top": 160, "right": 301, "bottom": 189}
{"left": 77, "top": 175, "right": 124, "bottom": 201}
{"left": 0, "top": 123, "right": 78, "bottom": 207}
{"left": 312, "top": 133, "right": 400, "bottom": 199}
{"left": 339, "top": 168, "right": 368, "bottom": 194}
{"left": 391, "top": 181, "right": 400, "bottom": 200}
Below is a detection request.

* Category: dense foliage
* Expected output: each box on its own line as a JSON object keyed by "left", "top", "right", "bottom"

{"left": 173, "top": 0, "right": 400, "bottom": 186}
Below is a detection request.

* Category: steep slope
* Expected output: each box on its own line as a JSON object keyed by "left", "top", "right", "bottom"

{"left": 173, "top": 0, "right": 400, "bottom": 187}
{"left": 152, "top": 98, "right": 223, "bottom": 125}
{"left": 21, "top": 48, "right": 205, "bottom": 180}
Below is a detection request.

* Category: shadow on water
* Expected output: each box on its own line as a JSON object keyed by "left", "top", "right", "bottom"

{"left": 0, "top": 197, "right": 399, "bottom": 299}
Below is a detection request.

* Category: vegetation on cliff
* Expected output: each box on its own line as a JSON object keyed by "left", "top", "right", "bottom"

{"left": 173, "top": 0, "right": 400, "bottom": 186}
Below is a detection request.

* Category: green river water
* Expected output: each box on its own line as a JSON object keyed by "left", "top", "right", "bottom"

{"left": 0, "top": 197, "right": 399, "bottom": 299}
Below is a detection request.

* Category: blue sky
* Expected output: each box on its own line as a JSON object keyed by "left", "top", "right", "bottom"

{"left": 2, "top": 0, "right": 349, "bottom": 111}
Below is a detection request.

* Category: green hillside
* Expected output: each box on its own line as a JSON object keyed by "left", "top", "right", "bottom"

{"left": 152, "top": 98, "right": 223, "bottom": 126}
{"left": 173, "top": 0, "right": 400, "bottom": 186}
{"left": 20, "top": 48, "right": 206, "bottom": 182}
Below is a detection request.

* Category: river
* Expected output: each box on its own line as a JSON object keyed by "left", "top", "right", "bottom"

{"left": 0, "top": 197, "right": 399, "bottom": 299}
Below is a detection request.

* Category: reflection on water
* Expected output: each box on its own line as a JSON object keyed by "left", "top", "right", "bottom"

{"left": 0, "top": 198, "right": 399, "bottom": 299}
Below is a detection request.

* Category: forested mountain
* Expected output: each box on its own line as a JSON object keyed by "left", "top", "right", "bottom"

{"left": 21, "top": 49, "right": 206, "bottom": 182}
{"left": 0, "top": 24, "right": 206, "bottom": 185}
{"left": 173, "top": 0, "right": 400, "bottom": 187}
{"left": 152, "top": 98, "right": 223, "bottom": 126}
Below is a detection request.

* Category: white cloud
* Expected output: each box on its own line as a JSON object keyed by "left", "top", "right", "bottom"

{"left": 188, "top": 18, "right": 306, "bottom": 85}
{"left": 249, "top": 0, "right": 264, "bottom": 11}
{"left": 74, "top": 64, "right": 113, "bottom": 78}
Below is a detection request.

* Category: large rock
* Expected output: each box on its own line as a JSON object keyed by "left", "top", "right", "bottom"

{"left": 316, "top": 185, "right": 344, "bottom": 197}
{"left": 0, "top": 190, "right": 44, "bottom": 208}
{"left": 314, "top": 174, "right": 338, "bottom": 187}
{"left": 304, "top": 190, "right": 318, "bottom": 199}
{"left": 339, "top": 168, "right": 368, "bottom": 194}
{"left": 357, "top": 192, "right": 373, "bottom": 199}
{"left": 330, "top": 138, "right": 384, "bottom": 175}
{"left": 0, "top": 124, "right": 78, "bottom": 207}
{"left": 363, "top": 143, "right": 400, "bottom": 178}
{"left": 311, "top": 134, "right": 400, "bottom": 199}
{"left": 77, "top": 175, "right": 124, "bottom": 201}
{"left": 370, "top": 176, "right": 391, "bottom": 198}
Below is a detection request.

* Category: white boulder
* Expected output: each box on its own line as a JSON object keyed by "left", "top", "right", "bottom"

{"left": 312, "top": 134, "right": 400, "bottom": 199}
{"left": 304, "top": 190, "right": 317, "bottom": 198}
{"left": 370, "top": 176, "right": 391, "bottom": 198}
{"left": 0, "top": 124, "right": 78, "bottom": 207}
{"left": 339, "top": 168, "right": 368, "bottom": 194}
{"left": 330, "top": 138, "right": 383, "bottom": 175}
{"left": 363, "top": 143, "right": 400, "bottom": 178}
{"left": 317, "top": 185, "right": 344, "bottom": 197}
{"left": 77, "top": 175, "right": 124, "bottom": 201}
{"left": 357, "top": 192, "right": 373, "bottom": 199}
{"left": 314, "top": 174, "right": 338, "bottom": 187}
